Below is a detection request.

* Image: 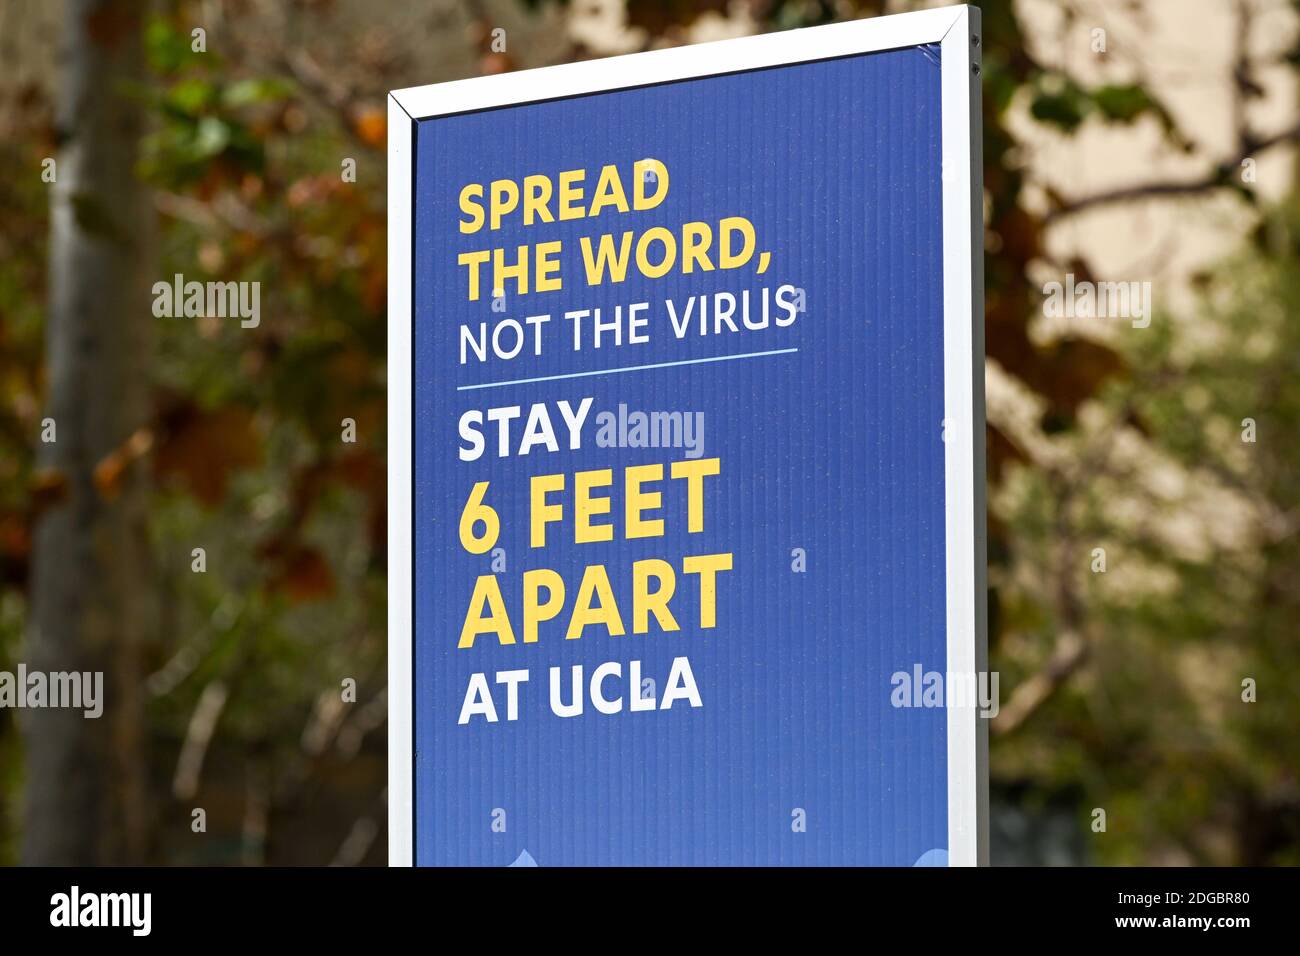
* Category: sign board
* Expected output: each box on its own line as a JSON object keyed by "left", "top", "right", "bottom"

{"left": 388, "top": 5, "right": 987, "bottom": 866}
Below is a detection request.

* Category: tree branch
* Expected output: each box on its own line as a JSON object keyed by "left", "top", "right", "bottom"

{"left": 1045, "top": 120, "right": 1300, "bottom": 225}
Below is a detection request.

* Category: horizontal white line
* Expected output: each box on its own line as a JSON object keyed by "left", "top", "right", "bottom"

{"left": 455, "top": 347, "right": 799, "bottom": 391}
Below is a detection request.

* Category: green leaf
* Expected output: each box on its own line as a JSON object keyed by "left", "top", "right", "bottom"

{"left": 192, "top": 116, "right": 231, "bottom": 159}
{"left": 1030, "top": 85, "right": 1087, "bottom": 132}
{"left": 221, "top": 77, "right": 294, "bottom": 109}
{"left": 168, "top": 77, "right": 217, "bottom": 115}
{"left": 1092, "top": 84, "right": 1157, "bottom": 123}
{"left": 144, "top": 17, "right": 194, "bottom": 74}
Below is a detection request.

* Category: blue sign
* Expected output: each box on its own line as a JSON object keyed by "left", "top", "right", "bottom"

{"left": 389, "top": 8, "right": 985, "bottom": 866}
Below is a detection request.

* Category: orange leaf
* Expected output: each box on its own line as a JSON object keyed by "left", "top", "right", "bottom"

{"left": 93, "top": 427, "right": 154, "bottom": 501}
{"left": 352, "top": 107, "right": 386, "bottom": 149}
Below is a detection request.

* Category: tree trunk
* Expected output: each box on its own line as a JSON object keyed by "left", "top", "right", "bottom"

{"left": 22, "top": 0, "right": 152, "bottom": 865}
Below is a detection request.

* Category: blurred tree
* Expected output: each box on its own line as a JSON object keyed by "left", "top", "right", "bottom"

{"left": 22, "top": 0, "right": 152, "bottom": 865}
{"left": 991, "top": 204, "right": 1300, "bottom": 864}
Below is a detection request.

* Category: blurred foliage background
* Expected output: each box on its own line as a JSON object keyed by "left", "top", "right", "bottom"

{"left": 0, "top": 0, "right": 1296, "bottom": 865}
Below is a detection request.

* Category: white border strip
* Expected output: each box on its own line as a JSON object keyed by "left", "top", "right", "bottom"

{"left": 939, "top": 5, "right": 989, "bottom": 867}
{"left": 387, "top": 4, "right": 986, "bottom": 867}
{"left": 387, "top": 93, "right": 414, "bottom": 867}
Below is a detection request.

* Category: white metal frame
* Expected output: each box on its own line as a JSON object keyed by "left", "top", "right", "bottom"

{"left": 388, "top": 4, "right": 986, "bottom": 867}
